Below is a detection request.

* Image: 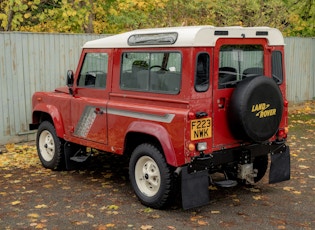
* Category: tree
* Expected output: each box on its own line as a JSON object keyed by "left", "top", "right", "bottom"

{"left": 285, "top": 0, "right": 315, "bottom": 36}
{"left": 0, "top": 0, "right": 314, "bottom": 36}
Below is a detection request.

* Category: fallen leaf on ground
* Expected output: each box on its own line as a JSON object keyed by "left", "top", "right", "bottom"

{"left": 140, "top": 225, "right": 153, "bottom": 230}
{"left": 252, "top": 195, "right": 262, "bottom": 200}
{"left": 35, "top": 204, "right": 48, "bottom": 209}
{"left": 27, "top": 213, "right": 40, "bottom": 218}
{"left": 11, "top": 200, "right": 21, "bottom": 205}
{"left": 298, "top": 165, "right": 310, "bottom": 169}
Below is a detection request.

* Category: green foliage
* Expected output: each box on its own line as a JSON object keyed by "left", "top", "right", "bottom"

{"left": 0, "top": 0, "right": 314, "bottom": 36}
{"left": 284, "top": 0, "right": 315, "bottom": 36}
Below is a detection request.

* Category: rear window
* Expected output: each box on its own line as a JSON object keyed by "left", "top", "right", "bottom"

{"left": 218, "top": 45, "right": 264, "bottom": 89}
{"left": 120, "top": 52, "right": 182, "bottom": 94}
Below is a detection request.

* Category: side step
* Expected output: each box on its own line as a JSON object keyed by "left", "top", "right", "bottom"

{"left": 210, "top": 171, "right": 238, "bottom": 188}
{"left": 64, "top": 142, "right": 91, "bottom": 170}
{"left": 214, "top": 180, "right": 238, "bottom": 188}
{"left": 70, "top": 155, "right": 90, "bottom": 162}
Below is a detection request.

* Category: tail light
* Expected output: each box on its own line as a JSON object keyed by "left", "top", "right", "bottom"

{"left": 277, "top": 128, "right": 288, "bottom": 140}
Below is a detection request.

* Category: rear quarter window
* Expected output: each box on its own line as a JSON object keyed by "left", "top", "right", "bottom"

{"left": 120, "top": 52, "right": 182, "bottom": 94}
{"left": 195, "top": 53, "right": 210, "bottom": 92}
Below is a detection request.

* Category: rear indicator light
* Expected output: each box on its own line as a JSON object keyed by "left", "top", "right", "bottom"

{"left": 277, "top": 128, "right": 287, "bottom": 140}
{"left": 188, "top": 112, "right": 195, "bottom": 119}
{"left": 188, "top": 143, "right": 195, "bottom": 152}
{"left": 284, "top": 100, "right": 289, "bottom": 107}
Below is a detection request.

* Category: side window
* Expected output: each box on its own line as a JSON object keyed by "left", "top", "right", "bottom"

{"left": 195, "top": 53, "right": 210, "bottom": 92}
{"left": 272, "top": 51, "right": 283, "bottom": 84}
{"left": 77, "top": 53, "right": 108, "bottom": 88}
{"left": 120, "top": 52, "right": 181, "bottom": 94}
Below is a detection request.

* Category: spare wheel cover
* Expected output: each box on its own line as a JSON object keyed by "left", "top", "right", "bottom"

{"left": 229, "top": 76, "right": 283, "bottom": 142}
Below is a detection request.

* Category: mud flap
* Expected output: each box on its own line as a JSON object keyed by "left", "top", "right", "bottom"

{"left": 181, "top": 166, "right": 209, "bottom": 210}
{"left": 269, "top": 145, "right": 290, "bottom": 184}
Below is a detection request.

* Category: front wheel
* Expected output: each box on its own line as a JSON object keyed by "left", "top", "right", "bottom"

{"left": 129, "top": 143, "right": 173, "bottom": 209}
{"left": 36, "top": 121, "right": 64, "bottom": 170}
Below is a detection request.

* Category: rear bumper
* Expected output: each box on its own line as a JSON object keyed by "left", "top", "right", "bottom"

{"left": 188, "top": 142, "right": 289, "bottom": 173}
{"left": 181, "top": 142, "right": 290, "bottom": 209}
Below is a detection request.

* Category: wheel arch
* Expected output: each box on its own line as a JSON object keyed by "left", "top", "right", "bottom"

{"left": 123, "top": 121, "right": 178, "bottom": 167}
{"left": 32, "top": 104, "right": 65, "bottom": 138}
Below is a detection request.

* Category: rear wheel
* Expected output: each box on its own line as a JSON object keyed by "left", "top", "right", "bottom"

{"left": 129, "top": 143, "right": 173, "bottom": 209}
{"left": 36, "top": 121, "right": 64, "bottom": 170}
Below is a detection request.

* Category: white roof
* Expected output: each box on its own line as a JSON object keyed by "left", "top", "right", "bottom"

{"left": 83, "top": 25, "right": 284, "bottom": 48}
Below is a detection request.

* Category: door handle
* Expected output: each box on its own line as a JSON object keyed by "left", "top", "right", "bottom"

{"left": 94, "top": 108, "right": 104, "bottom": 114}
{"left": 217, "top": 97, "right": 226, "bottom": 109}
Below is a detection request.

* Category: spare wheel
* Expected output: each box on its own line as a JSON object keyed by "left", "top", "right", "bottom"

{"left": 229, "top": 76, "right": 283, "bottom": 142}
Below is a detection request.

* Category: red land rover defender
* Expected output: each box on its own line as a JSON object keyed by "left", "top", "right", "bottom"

{"left": 30, "top": 26, "right": 290, "bottom": 209}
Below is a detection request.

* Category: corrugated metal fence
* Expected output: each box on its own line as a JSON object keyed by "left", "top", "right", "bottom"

{"left": 285, "top": 38, "right": 315, "bottom": 102}
{"left": 0, "top": 33, "right": 314, "bottom": 145}
{"left": 0, "top": 32, "right": 106, "bottom": 145}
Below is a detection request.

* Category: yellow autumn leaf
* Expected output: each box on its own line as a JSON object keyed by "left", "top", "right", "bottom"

{"left": 208, "top": 185, "right": 218, "bottom": 190}
{"left": 248, "top": 187, "right": 260, "bottom": 193}
{"left": 87, "top": 213, "right": 94, "bottom": 218}
{"left": 143, "top": 207, "right": 153, "bottom": 213}
{"left": 198, "top": 220, "right": 209, "bottom": 226}
{"left": 252, "top": 195, "right": 262, "bottom": 200}
{"left": 298, "top": 165, "right": 310, "bottom": 169}
{"left": 140, "top": 225, "right": 153, "bottom": 230}
{"left": 190, "top": 215, "right": 203, "bottom": 221}
{"left": 283, "top": 186, "right": 294, "bottom": 191}
{"left": 106, "top": 223, "right": 115, "bottom": 228}
{"left": 11, "top": 200, "right": 21, "bottom": 205}
{"left": 107, "top": 205, "right": 119, "bottom": 210}
{"left": 62, "top": 186, "right": 71, "bottom": 190}
{"left": 35, "top": 223, "right": 45, "bottom": 229}
{"left": 4, "top": 174, "right": 13, "bottom": 178}
{"left": 43, "top": 184, "right": 53, "bottom": 188}
{"left": 35, "top": 204, "right": 48, "bottom": 209}
{"left": 5, "top": 143, "right": 15, "bottom": 151}
{"left": 211, "top": 210, "right": 220, "bottom": 214}
{"left": 28, "top": 213, "right": 40, "bottom": 218}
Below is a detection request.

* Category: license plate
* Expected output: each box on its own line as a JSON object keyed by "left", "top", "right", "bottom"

{"left": 190, "top": 118, "right": 212, "bottom": 140}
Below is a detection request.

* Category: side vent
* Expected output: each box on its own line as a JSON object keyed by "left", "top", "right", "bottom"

{"left": 256, "top": 31, "right": 268, "bottom": 36}
{"left": 214, "top": 31, "right": 228, "bottom": 36}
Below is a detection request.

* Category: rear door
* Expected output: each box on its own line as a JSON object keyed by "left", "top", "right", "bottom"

{"left": 70, "top": 49, "right": 112, "bottom": 144}
{"left": 212, "top": 38, "right": 268, "bottom": 148}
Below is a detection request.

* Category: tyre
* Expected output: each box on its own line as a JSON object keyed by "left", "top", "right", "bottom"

{"left": 129, "top": 143, "right": 173, "bottom": 209}
{"left": 36, "top": 121, "right": 64, "bottom": 170}
{"left": 229, "top": 76, "right": 283, "bottom": 142}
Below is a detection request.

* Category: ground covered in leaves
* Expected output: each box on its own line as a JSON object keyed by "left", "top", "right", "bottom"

{"left": 0, "top": 101, "right": 315, "bottom": 229}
